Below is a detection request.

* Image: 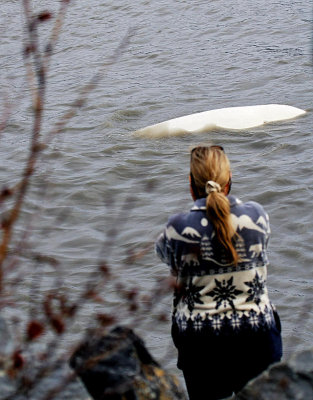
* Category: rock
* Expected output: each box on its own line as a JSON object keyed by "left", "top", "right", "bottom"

{"left": 69, "top": 326, "right": 186, "bottom": 400}
{"left": 236, "top": 349, "right": 313, "bottom": 400}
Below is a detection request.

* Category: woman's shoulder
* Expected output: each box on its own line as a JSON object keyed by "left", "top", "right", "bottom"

{"left": 167, "top": 210, "right": 196, "bottom": 230}
{"left": 166, "top": 205, "right": 207, "bottom": 235}
{"left": 229, "top": 195, "right": 269, "bottom": 220}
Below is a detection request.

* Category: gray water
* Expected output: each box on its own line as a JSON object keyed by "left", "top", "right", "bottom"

{"left": 1, "top": 0, "right": 313, "bottom": 398}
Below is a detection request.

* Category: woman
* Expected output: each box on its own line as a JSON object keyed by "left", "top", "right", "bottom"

{"left": 155, "top": 145, "right": 282, "bottom": 399}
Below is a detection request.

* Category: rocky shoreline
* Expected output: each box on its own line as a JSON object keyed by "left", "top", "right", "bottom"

{"left": 69, "top": 326, "right": 313, "bottom": 400}
{"left": 1, "top": 321, "right": 312, "bottom": 399}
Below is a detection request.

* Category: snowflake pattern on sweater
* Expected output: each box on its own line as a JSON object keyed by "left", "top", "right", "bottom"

{"left": 156, "top": 195, "right": 278, "bottom": 335}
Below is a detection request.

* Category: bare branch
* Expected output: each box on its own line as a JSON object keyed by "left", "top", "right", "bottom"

{"left": 43, "top": 1, "right": 71, "bottom": 73}
{"left": 0, "top": 1, "right": 46, "bottom": 276}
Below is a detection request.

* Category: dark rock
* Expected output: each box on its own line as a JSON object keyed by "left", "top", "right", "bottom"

{"left": 69, "top": 326, "right": 186, "bottom": 400}
{"left": 236, "top": 349, "right": 313, "bottom": 400}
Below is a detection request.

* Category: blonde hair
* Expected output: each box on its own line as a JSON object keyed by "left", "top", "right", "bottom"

{"left": 190, "top": 146, "right": 238, "bottom": 265}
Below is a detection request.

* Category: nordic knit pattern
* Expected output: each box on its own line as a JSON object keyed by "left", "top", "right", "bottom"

{"left": 156, "top": 195, "right": 277, "bottom": 335}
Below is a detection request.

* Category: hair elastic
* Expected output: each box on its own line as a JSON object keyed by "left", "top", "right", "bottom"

{"left": 205, "top": 180, "right": 221, "bottom": 195}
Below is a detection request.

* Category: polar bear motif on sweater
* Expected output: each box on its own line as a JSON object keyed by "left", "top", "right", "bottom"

{"left": 249, "top": 243, "right": 263, "bottom": 258}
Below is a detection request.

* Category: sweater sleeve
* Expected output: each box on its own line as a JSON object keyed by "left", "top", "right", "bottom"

{"left": 155, "top": 228, "right": 178, "bottom": 276}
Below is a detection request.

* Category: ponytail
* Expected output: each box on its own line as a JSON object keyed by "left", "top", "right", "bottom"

{"left": 190, "top": 145, "right": 239, "bottom": 265}
{"left": 206, "top": 192, "right": 238, "bottom": 265}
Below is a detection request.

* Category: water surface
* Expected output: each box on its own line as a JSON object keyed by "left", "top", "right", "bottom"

{"left": 0, "top": 0, "right": 312, "bottom": 397}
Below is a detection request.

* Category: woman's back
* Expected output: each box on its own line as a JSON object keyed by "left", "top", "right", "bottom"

{"left": 155, "top": 145, "right": 282, "bottom": 399}
{"left": 156, "top": 194, "right": 276, "bottom": 336}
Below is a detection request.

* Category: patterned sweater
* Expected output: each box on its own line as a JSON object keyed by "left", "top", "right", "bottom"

{"left": 156, "top": 195, "right": 278, "bottom": 336}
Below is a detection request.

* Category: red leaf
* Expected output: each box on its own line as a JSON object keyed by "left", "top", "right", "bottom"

{"left": 12, "top": 350, "right": 24, "bottom": 370}
{"left": 158, "top": 313, "right": 168, "bottom": 322}
{"left": 129, "top": 303, "right": 138, "bottom": 312}
{"left": 84, "top": 289, "right": 104, "bottom": 303}
{"left": 99, "top": 263, "right": 111, "bottom": 278}
{"left": 27, "top": 321, "right": 44, "bottom": 341}
{"left": 51, "top": 317, "right": 65, "bottom": 334}
{"left": 1, "top": 187, "right": 13, "bottom": 198}
{"left": 96, "top": 314, "right": 115, "bottom": 327}
{"left": 126, "top": 288, "right": 138, "bottom": 301}
{"left": 37, "top": 11, "right": 52, "bottom": 22}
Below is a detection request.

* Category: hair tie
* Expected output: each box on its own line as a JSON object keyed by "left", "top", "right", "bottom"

{"left": 205, "top": 180, "right": 221, "bottom": 195}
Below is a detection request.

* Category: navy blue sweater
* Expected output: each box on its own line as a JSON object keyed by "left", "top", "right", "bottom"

{"left": 156, "top": 195, "right": 279, "bottom": 336}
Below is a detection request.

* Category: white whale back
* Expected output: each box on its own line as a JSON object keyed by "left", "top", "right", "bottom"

{"left": 134, "top": 104, "right": 306, "bottom": 138}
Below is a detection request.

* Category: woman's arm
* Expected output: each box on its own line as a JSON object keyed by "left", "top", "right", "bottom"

{"left": 155, "top": 230, "right": 178, "bottom": 276}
